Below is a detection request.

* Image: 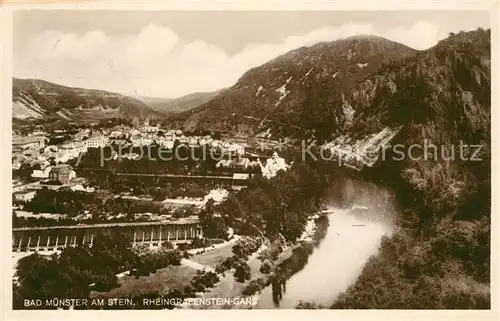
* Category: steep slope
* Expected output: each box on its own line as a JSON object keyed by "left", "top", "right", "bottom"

{"left": 12, "top": 78, "right": 159, "bottom": 121}
{"left": 137, "top": 90, "right": 222, "bottom": 114}
{"left": 327, "top": 29, "right": 491, "bottom": 308}
{"left": 173, "top": 35, "right": 417, "bottom": 139}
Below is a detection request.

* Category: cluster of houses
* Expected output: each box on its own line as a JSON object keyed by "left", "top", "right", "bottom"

{"left": 12, "top": 164, "right": 82, "bottom": 203}
{"left": 12, "top": 121, "right": 250, "bottom": 181}
{"left": 12, "top": 121, "right": 292, "bottom": 205}
{"left": 13, "top": 121, "right": 248, "bottom": 171}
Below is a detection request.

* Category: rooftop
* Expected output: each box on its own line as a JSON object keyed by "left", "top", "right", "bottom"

{"left": 12, "top": 136, "right": 47, "bottom": 146}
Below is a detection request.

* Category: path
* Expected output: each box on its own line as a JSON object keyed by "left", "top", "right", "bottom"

{"left": 180, "top": 258, "right": 215, "bottom": 272}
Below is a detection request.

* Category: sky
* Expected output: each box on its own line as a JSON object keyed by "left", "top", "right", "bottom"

{"left": 13, "top": 10, "right": 490, "bottom": 98}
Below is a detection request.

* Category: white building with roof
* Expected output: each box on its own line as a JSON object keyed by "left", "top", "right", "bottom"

{"left": 86, "top": 135, "right": 109, "bottom": 148}
{"left": 13, "top": 189, "right": 37, "bottom": 202}
{"left": 31, "top": 166, "right": 53, "bottom": 179}
{"left": 260, "top": 152, "right": 289, "bottom": 179}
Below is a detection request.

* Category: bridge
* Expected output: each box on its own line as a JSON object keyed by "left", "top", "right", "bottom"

{"left": 12, "top": 219, "right": 202, "bottom": 253}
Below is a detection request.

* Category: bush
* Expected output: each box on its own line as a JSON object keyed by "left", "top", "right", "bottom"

{"left": 242, "top": 280, "right": 262, "bottom": 296}
{"left": 296, "top": 301, "right": 324, "bottom": 309}
{"left": 190, "top": 270, "right": 220, "bottom": 291}
{"left": 234, "top": 261, "right": 251, "bottom": 283}
{"left": 161, "top": 241, "right": 174, "bottom": 249}
{"left": 260, "top": 259, "right": 273, "bottom": 274}
{"left": 183, "top": 285, "right": 195, "bottom": 296}
{"left": 232, "top": 237, "right": 262, "bottom": 260}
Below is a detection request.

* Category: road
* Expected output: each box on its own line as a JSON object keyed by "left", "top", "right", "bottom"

{"left": 180, "top": 258, "right": 215, "bottom": 272}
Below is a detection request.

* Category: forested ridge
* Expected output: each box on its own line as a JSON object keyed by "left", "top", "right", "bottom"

{"left": 330, "top": 29, "right": 491, "bottom": 308}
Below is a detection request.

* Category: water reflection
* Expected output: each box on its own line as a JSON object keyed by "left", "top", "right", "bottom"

{"left": 271, "top": 269, "right": 289, "bottom": 307}
{"left": 255, "top": 177, "right": 397, "bottom": 309}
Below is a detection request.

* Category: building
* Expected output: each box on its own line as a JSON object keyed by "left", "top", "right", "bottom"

{"left": 158, "top": 139, "right": 175, "bottom": 149}
{"left": 142, "top": 125, "right": 159, "bottom": 134}
{"left": 73, "top": 129, "right": 91, "bottom": 141}
{"left": 49, "top": 164, "right": 76, "bottom": 184}
{"left": 12, "top": 136, "right": 48, "bottom": 150}
{"left": 216, "top": 157, "right": 259, "bottom": 170}
{"left": 12, "top": 158, "right": 21, "bottom": 170}
{"left": 13, "top": 189, "right": 37, "bottom": 202}
{"left": 261, "top": 152, "right": 289, "bottom": 179}
{"left": 232, "top": 173, "right": 250, "bottom": 180}
{"left": 85, "top": 135, "right": 109, "bottom": 148}
{"left": 188, "top": 137, "right": 199, "bottom": 147}
{"left": 60, "top": 141, "right": 88, "bottom": 156}
{"left": 31, "top": 166, "right": 53, "bottom": 179}
{"left": 111, "top": 139, "right": 129, "bottom": 146}
{"left": 225, "top": 143, "right": 245, "bottom": 155}
{"left": 12, "top": 180, "right": 25, "bottom": 193}
{"left": 110, "top": 130, "right": 124, "bottom": 138}
{"left": 131, "top": 135, "right": 153, "bottom": 147}
{"left": 199, "top": 136, "right": 213, "bottom": 146}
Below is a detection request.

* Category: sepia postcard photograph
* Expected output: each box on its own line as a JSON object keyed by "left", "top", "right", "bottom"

{"left": 1, "top": 1, "right": 498, "bottom": 320}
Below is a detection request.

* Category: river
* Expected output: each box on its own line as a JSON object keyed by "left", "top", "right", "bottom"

{"left": 255, "top": 177, "right": 398, "bottom": 309}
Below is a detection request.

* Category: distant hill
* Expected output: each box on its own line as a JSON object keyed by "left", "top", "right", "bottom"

{"left": 136, "top": 90, "right": 223, "bottom": 115}
{"left": 12, "top": 78, "right": 160, "bottom": 122}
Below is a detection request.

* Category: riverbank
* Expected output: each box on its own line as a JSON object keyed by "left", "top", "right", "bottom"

{"left": 181, "top": 214, "right": 328, "bottom": 310}
{"left": 247, "top": 215, "right": 330, "bottom": 306}
{"left": 255, "top": 205, "right": 393, "bottom": 309}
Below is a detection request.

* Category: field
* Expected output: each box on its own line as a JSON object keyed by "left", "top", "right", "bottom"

{"left": 189, "top": 242, "right": 235, "bottom": 267}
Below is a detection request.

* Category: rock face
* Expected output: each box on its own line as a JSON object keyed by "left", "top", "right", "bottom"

{"left": 12, "top": 78, "right": 159, "bottom": 122}
{"left": 332, "top": 29, "right": 491, "bottom": 309}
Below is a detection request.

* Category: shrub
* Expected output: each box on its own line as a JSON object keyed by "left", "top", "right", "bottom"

{"left": 260, "top": 259, "right": 273, "bottom": 274}
{"left": 242, "top": 280, "right": 262, "bottom": 296}
{"left": 234, "top": 261, "right": 251, "bottom": 283}
{"left": 232, "top": 236, "right": 262, "bottom": 260}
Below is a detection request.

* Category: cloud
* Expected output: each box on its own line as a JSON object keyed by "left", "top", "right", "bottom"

{"left": 15, "top": 21, "right": 453, "bottom": 98}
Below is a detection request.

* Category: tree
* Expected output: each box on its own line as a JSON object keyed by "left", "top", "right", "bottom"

{"left": 259, "top": 259, "right": 273, "bottom": 274}
{"left": 198, "top": 199, "right": 228, "bottom": 239}
{"left": 234, "top": 261, "right": 251, "bottom": 282}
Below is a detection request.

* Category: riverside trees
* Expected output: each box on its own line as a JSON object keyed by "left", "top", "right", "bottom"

{"left": 211, "top": 160, "right": 332, "bottom": 242}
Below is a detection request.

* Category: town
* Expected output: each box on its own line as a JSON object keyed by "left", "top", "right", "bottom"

{"left": 12, "top": 118, "right": 316, "bottom": 310}
{"left": 12, "top": 118, "right": 292, "bottom": 225}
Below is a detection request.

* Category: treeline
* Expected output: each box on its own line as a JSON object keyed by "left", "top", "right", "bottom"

{"left": 81, "top": 174, "right": 214, "bottom": 201}
{"left": 23, "top": 188, "right": 95, "bottom": 216}
{"left": 75, "top": 145, "right": 262, "bottom": 176}
{"left": 22, "top": 187, "right": 169, "bottom": 217}
{"left": 16, "top": 187, "right": 203, "bottom": 227}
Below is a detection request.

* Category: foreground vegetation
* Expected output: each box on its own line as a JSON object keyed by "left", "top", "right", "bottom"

{"left": 330, "top": 30, "right": 491, "bottom": 309}
{"left": 13, "top": 233, "right": 182, "bottom": 309}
